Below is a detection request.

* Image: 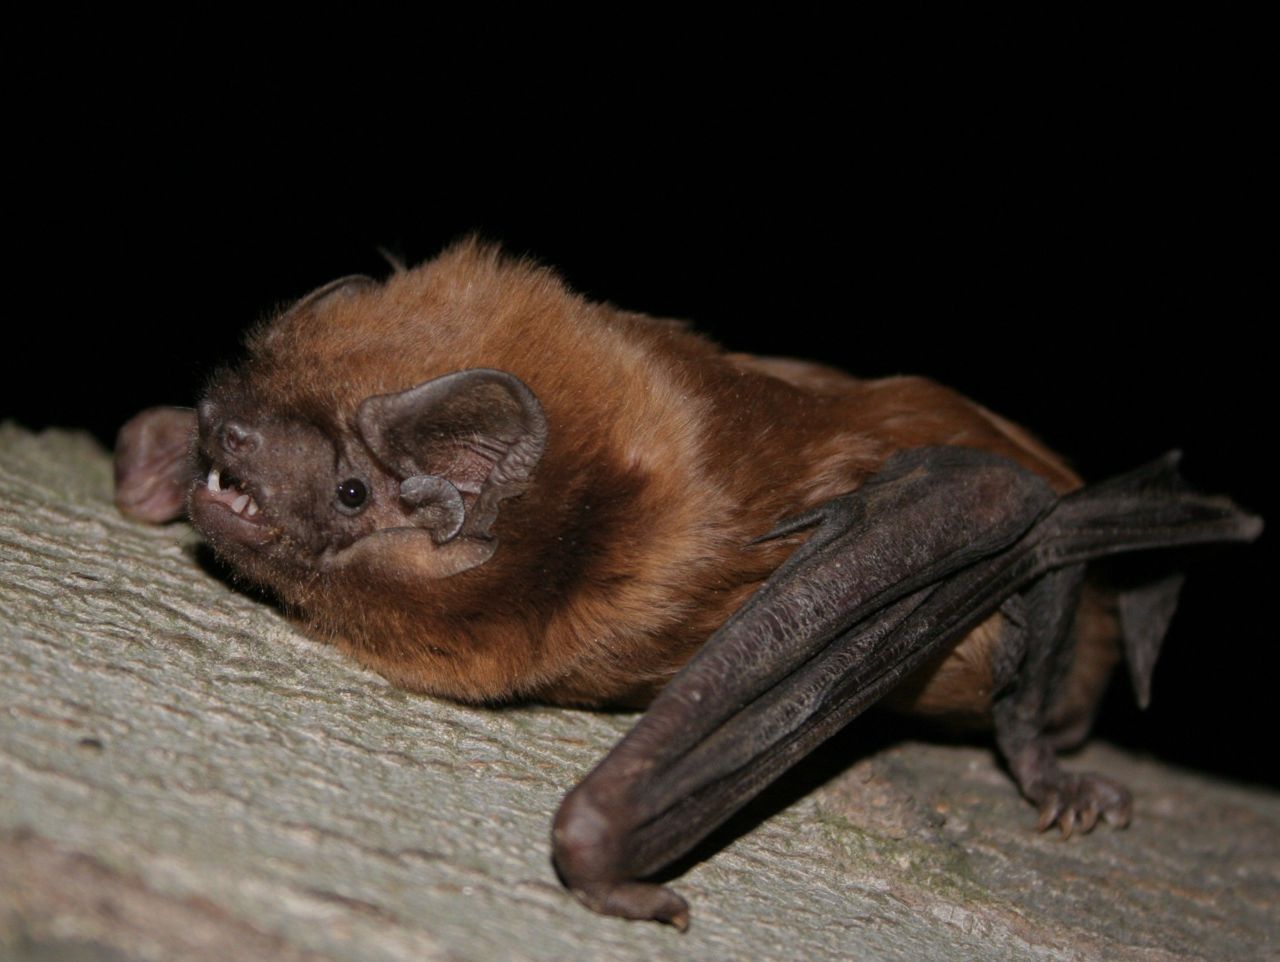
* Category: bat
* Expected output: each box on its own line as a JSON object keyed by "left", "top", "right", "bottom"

{"left": 113, "top": 240, "right": 1262, "bottom": 929}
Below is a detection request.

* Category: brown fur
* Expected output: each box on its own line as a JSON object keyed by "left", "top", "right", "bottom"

{"left": 196, "top": 240, "right": 1118, "bottom": 719}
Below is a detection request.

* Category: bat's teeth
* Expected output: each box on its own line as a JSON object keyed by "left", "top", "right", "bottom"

{"left": 208, "top": 468, "right": 221, "bottom": 493}
{"left": 231, "top": 494, "right": 250, "bottom": 514}
{"left": 246, "top": 499, "right": 259, "bottom": 517}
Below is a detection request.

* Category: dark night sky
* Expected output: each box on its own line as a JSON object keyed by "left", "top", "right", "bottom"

{"left": 6, "top": 22, "right": 1271, "bottom": 784}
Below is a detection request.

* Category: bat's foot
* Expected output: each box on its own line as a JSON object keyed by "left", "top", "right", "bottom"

{"left": 1001, "top": 739, "right": 1133, "bottom": 838}
{"left": 1030, "top": 771, "right": 1132, "bottom": 838}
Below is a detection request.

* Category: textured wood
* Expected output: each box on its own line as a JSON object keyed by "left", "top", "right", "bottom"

{"left": 1, "top": 423, "right": 1277, "bottom": 962}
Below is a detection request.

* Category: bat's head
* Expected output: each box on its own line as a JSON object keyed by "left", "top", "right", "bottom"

{"left": 116, "top": 272, "right": 547, "bottom": 606}
{"left": 116, "top": 243, "right": 696, "bottom": 702}
{"left": 189, "top": 362, "right": 546, "bottom": 594}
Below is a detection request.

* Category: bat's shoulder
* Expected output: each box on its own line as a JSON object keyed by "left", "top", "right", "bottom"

{"left": 722, "top": 353, "right": 865, "bottom": 396}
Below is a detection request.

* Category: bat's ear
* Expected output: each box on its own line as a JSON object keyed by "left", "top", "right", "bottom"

{"left": 115, "top": 407, "right": 198, "bottom": 522}
{"left": 356, "top": 369, "right": 547, "bottom": 540}
{"left": 284, "top": 275, "right": 375, "bottom": 320}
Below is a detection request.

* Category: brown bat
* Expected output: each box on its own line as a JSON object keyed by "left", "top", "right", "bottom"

{"left": 114, "top": 240, "right": 1261, "bottom": 929}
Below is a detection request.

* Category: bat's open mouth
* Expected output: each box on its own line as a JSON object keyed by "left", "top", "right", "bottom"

{"left": 202, "top": 468, "right": 261, "bottom": 518}
{"left": 190, "top": 468, "right": 275, "bottom": 545}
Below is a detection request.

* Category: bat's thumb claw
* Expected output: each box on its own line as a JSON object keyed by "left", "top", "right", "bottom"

{"left": 573, "top": 880, "right": 690, "bottom": 930}
{"left": 552, "top": 789, "right": 691, "bottom": 928}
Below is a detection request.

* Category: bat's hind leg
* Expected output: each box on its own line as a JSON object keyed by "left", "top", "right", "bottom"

{"left": 992, "top": 565, "right": 1131, "bottom": 836}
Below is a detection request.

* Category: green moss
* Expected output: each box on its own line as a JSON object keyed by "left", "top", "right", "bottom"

{"left": 813, "top": 811, "right": 985, "bottom": 902}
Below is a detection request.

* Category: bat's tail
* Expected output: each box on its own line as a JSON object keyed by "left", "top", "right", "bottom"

{"left": 1051, "top": 451, "right": 1263, "bottom": 708}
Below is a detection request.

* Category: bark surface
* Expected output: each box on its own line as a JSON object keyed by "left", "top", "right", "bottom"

{"left": 2, "top": 424, "right": 1276, "bottom": 962}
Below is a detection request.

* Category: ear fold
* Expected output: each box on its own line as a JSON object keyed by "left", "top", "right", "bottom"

{"left": 357, "top": 369, "right": 547, "bottom": 540}
{"left": 399, "top": 475, "right": 466, "bottom": 544}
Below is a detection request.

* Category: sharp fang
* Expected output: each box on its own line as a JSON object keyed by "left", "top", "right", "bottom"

{"left": 246, "top": 500, "right": 259, "bottom": 517}
{"left": 231, "top": 494, "right": 250, "bottom": 514}
{"left": 208, "top": 469, "right": 221, "bottom": 493}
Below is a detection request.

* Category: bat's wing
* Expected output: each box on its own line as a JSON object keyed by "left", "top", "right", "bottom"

{"left": 551, "top": 447, "right": 1262, "bottom": 928}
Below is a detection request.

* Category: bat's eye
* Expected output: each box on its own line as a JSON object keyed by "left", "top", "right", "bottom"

{"left": 336, "top": 478, "right": 368, "bottom": 511}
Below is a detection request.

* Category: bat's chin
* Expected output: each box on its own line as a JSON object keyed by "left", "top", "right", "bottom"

{"left": 190, "top": 471, "right": 277, "bottom": 548}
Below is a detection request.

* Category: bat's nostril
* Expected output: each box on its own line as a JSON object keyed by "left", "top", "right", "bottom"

{"left": 221, "top": 419, "right": 262, "bottom": 454}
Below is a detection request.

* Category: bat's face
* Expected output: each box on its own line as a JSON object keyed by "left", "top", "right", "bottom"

{"left": 184, "top": 363, "right": 548, "bottom": 602}
{"left": 188, "top": 370, "right": 402, "bottom": 588}
{"left": 113, "top": 258, "right": 566, "bottom": 700}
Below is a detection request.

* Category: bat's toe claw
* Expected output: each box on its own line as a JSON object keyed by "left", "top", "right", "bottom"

{"left": 1035, "top": 791, "right": 1065, "bottom": 833}
{"left": 1102, "top": 790, "right": 1133, "bottom": 829}
{"left": 1077, "top": 799, "right": 1101, "bottom": 834}
{"left": 1033, "top": 773, "right": 1132, "bottom": 836}
{"left": 1058, "top": 806, "right": 1078, "bottom": 839}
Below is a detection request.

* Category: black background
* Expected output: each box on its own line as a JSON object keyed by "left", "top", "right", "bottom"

{"left": 7, "top": 20, "right": 1271, "bottom": 785}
